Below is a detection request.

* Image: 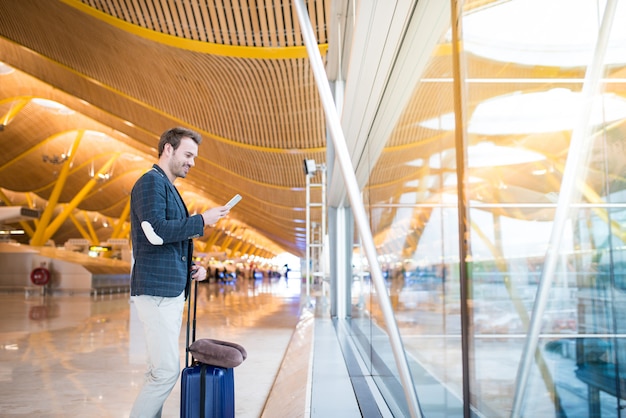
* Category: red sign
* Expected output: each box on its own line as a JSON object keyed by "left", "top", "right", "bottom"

{"left": 30, "top": 267, "right": 50, "bottom": 286}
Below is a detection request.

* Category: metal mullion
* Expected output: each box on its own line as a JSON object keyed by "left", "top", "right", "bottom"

{"left": 293, "top": 1, "right": 422, "bottom": 416}
{"left": 449, "top": 1, "right": 473, "bottom": 416}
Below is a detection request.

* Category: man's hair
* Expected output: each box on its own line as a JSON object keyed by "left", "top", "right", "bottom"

{"left": 157, "top": 127, "right": 202, "bottom": 157}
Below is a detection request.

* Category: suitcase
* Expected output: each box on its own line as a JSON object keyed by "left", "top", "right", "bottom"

{"left": 180, "top": 279, "right": 235, "bottom": 418}
{"left": 180, "top": 363, "right": 234, "bottom": 417}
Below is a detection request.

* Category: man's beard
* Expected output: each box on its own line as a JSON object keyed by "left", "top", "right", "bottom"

{"left": 172, "top": 160, "right": 189, "bottom": 178}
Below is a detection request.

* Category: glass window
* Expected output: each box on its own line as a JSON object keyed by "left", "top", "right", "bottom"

{"left": 354, "top": 1, "right": 626, "bottom": 416}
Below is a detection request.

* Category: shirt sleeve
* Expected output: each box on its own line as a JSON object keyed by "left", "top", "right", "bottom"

{"left": 131, "top": 173, "right": 204, "bottom": 245}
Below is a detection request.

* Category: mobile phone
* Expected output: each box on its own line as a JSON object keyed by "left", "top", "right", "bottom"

{"left": 225, "top": 194, "right": 242, "bottom": 209}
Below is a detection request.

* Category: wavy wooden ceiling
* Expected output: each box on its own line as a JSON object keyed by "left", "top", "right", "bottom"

{"left": 0, "top": 0, "right": 330, "bottom": 258}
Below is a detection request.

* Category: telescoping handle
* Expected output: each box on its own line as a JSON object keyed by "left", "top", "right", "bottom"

{"left": 192, "top": 277, "right": 198, "bottom": 342}
{"left": 185, "top": 279, "right": 199, "bottom": 368}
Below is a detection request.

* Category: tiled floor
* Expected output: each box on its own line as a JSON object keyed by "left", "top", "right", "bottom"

{"left": 0, "top": 276, "right": 305, "bottom": 417}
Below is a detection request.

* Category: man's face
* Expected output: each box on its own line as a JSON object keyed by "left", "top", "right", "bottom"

{"left": 168, "top": 137, "right": 198, "bottom": 179}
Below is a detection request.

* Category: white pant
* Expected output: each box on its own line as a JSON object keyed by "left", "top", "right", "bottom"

{"left": 130, "top": 291, "right": 185, "bottom": 418}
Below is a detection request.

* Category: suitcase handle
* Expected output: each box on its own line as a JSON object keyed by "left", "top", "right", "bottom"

{"left": 185, "top": 278, "right": 199, "bottom": 368}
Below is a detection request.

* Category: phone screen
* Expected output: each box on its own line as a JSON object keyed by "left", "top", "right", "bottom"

{"left": 225, "top": 194, "right": 242, "bottom": 209}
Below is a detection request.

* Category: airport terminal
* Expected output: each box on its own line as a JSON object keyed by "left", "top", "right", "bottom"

{"left": 1, "top": 1, "right": 626, "bottom": 417}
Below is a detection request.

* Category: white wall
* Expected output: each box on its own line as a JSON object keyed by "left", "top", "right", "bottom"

{"left": 0, "top": 243, "right": 92, "bottom": 292}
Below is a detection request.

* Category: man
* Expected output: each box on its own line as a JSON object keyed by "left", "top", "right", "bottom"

{"left": 129, "top": 127, "right": 229, "bottom": 418}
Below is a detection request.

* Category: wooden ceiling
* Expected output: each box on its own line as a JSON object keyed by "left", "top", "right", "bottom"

{"left": 0, "top": 0, "right": 331, "bottom": 258}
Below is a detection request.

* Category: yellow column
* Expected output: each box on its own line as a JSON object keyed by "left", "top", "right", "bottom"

{"left": 68, "top": 211, "right": 92, "bottom": 241}
{"left": 205, "top": 227, "right": 225, "bottom": 250}
{"left": 111, "top": 197, "right": 131, "bottom": 238}
{"left": 31, "top": 131, "right": 84, "bottom": 246}
{"left": 219, "top": 226, "right": 239, "bottom": 252}
{"left": 82, "top": 211, "right": 99, "bottom": 244}
{"left": 0, "top": 188, "right": 35, "bottom": 237}
{"left": 0, "top": 97, "right": 30, "bottom": 127}
{"left": 41, "top": 154, "right": 119, "bottom": 243}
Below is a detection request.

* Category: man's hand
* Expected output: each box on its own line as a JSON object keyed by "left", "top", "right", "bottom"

{"left": 191, "top": 265, "right": 208, "bottom": 282}
{"left": 202, "top": 206, "right": 230, "bottom": 226}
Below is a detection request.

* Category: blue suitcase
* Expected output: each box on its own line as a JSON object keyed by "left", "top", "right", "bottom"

{"left": 181, "top": 280, "right": 236, "bottom": 417}
{"left": 180, "top": 363, "right": 234, "bottom": 418}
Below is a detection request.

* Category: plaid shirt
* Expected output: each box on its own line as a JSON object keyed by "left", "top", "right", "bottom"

{"left": 130, "top": 164, "right": 204, "bottom": 297}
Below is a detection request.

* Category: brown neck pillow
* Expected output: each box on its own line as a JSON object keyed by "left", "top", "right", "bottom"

{"left": 188, "top": 338, "right": 247, "bottom": 368}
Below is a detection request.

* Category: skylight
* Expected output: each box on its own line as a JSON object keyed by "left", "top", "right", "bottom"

{"left": 429, "top": 142, "right": 545, "bottom": 169}
{"left": 421, "top": 89, "right": 626, "bottom": 135}
{"left": 458, "top": 0, "right": 626, "bottom": 67}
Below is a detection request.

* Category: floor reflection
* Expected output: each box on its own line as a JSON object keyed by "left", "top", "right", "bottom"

{"left": 0, "top": 276, "right": 302, "bottom": 418}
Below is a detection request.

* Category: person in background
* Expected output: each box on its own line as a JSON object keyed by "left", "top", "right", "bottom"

{"left": 284, "top": 263, "right": 291, "bottom": 287}
{"left": 129, "top": 127, "right": 230, "bottom": 418}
